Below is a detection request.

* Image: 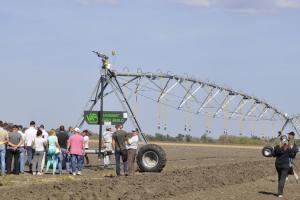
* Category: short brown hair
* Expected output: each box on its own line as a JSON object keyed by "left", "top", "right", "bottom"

{"left": 12, "top": 125, "right": 19, "bottom": 130}
{"left": 59, "top": 125, "right": 65, "bottom": 132}
{"left": 288, "top": 132, "right": 295, "bottom": 136}
{"left": 37, "top": 129, "right": 43, "bottom": 137}
{"left": 115, "top": 124, "right": 123, "bottom": 129}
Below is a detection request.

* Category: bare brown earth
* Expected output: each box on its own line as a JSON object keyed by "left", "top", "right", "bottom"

{"left": 1, "top": 143, "right": 300, "bottom": 200}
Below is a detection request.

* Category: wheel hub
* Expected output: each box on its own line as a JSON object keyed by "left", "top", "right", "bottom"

{"left": 142, "top": 151, "right": 159, "bottom": 168}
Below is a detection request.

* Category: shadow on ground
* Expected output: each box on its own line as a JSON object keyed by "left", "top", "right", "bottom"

{"left": 258, "top": 191, "right": 278, "bottom": 197}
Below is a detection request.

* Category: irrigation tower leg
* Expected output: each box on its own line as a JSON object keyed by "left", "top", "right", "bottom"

{"left": 98, "top": 75, "right": 105, "bottom": 159}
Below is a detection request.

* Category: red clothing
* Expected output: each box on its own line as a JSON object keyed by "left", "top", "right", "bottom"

{"left": 69, "top": 134, "right": 84, "bottom": 155}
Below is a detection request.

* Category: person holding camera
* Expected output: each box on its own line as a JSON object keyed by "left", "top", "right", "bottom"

{"left": 273, "top": 135, "right": 298, "bottom": 198}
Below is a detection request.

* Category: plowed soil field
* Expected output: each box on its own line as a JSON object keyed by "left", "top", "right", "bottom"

{"left": 1, "top": 143, "right": 300, "bottom": 200}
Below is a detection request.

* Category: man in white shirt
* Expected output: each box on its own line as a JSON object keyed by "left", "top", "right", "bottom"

{"left": 24, "top": 121, "right": 37, "bottom": 173}
{"left": 102, "top": 127, "right": 113, "bottom": 168}
{"left": 127, "top": 129, "right": 139, "bottom": 175}
{"left": 39, "top": 125, "right": 48, "bottom": 140}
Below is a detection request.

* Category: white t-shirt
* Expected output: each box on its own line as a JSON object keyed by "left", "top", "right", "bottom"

{"left": 84, "top": 135, "right": 89, "bottom": 149}
{"left": 127, "top": 135, "right": 139, "bottom": 150}
{"left": 103, "top": 131, "right": 113, "bottom": 143}
{"left": 41, "top": 129, "right": 48, "bottom": 140}
{"left": 34, "top": 137, "right": 46, "bottom": 151}
{"left": 18, "top": 131, "right": 26, "bottom": 147}
{"left": 25, "top": 126, "right": 37, "bottom": 146}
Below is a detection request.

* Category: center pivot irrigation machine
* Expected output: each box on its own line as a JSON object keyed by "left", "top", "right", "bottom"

{"left": 77, "top": 51, "right": 167, "bottom": 172}
{"left": 77, "top": 51, "right": 300, "bottom": 172}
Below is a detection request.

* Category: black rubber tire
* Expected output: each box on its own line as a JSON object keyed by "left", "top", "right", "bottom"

{"left": 262, "top": 146, "right": 274, "bottom": 158}
{"left": 136, "top": 144, "right": 167, "bottom": 172}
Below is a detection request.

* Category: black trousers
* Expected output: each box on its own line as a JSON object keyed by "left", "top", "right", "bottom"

{"left": 276, "top": 166, "right": 289, "bottom": 195}
{"left": 84, "top": 148, "right": 89, "bottom": 165}
{"left": 6, "top": 149, "right": 20, "bottom": 174}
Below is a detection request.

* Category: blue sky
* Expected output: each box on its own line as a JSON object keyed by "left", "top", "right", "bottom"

{"left": 1, "top": 0, "right": 300, "bottom": 135}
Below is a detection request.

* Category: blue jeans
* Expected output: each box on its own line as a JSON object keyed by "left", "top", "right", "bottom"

{"left": 115, "top": 150, "right": 128, "bottom": 176}
{"left": 58, "top": 148, "right": 70, "bottom": 174}
{"left": 71, "top": 154, "right": 84, "bottom": 173}
{"left": 27, "top": 146, "right": 34, "bottom": 172}
{"left": 0, "top": 145, "right": 6, "bottom": 175}
{"left": 19, "top": 147, "right": 25, "bottom": 173}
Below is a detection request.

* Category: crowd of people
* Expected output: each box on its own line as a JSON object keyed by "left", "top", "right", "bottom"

{"left": 0, "top": 120, "right": 139, "bottom": 177}
{"left": 0, "top": 121, "right": 90, "bottom": 176}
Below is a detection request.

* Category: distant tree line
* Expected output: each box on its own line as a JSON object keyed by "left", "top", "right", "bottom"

{"left": 146, "top": 133, "right": 193, "bottom": 142}
{"left": 146, "top": 133, "right": 285, "bottom": 145}
{"left": 89, "top": 130, "right": 300, "bottom": 146}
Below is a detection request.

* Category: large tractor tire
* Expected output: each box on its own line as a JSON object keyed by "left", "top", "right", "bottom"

{"left": 137, "top": 144, "right": 167, "bottom": 172}
{"left": 262, "top": 146, "right": 274, "bottom": 157}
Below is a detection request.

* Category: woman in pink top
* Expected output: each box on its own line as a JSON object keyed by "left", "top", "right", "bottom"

{"left": 68, "top": 128, "right": 84, "bottom": 176}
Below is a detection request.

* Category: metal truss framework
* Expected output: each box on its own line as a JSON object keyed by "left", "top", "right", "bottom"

{"left": 78, "top": 69, "right": 300, "bottom": 137}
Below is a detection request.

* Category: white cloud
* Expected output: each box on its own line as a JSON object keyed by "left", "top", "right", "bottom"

{"left": 77, "top": 0, "right": 118, "bottom": 5}
{"left": 276, "top": 0, "right": 300, "bottom": 8}
{"left": 179, "top": 0, "right": 210, "bottom": 7}
{"left": 178, "top": 0, "right": 300, "bottom": 11}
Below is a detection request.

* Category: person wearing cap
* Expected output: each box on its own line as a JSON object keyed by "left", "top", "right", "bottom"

{"left": 6, "top": 125, "right": 23, "bottom": 175}
{"left": 103, "top": 127, "right": 113, "bottom": 168}
{"left": 24, "top": 121, "right": 37, "bottom": 173}
{"left": 0, "top": 121, "right": 8, "bottom": 176}
{"left": 273, "top": 135, "right": 298, "bottom": 198}
{"left": 126, "top": 129, "right": 139, "bottom": 175}
{"left": 68, "top": 127, "right": 84, "bottom": 176}
{"left": 287, "top": 132, "right": 299, "bottom": 181}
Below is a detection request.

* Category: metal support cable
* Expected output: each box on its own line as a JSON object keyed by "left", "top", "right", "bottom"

{"left": 108, "top": 74, "right": 148, "bottom": 143}
{"left": 251, "top": 105, "right": 256, "bottom": 136}
{"left": 223, "top": 95, "right": 229, "bottom": 133}
{"left": 239, "top": 100, "right": 244, "bottom": 135}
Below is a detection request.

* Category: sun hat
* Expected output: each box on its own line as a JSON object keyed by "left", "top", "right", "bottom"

{"left": 74, "top": 127, "right": 81, "bottom": 133}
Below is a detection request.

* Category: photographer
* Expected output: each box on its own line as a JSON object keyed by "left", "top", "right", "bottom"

{"left": 273, "top": 135, "right": 298, "bottom": 198}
